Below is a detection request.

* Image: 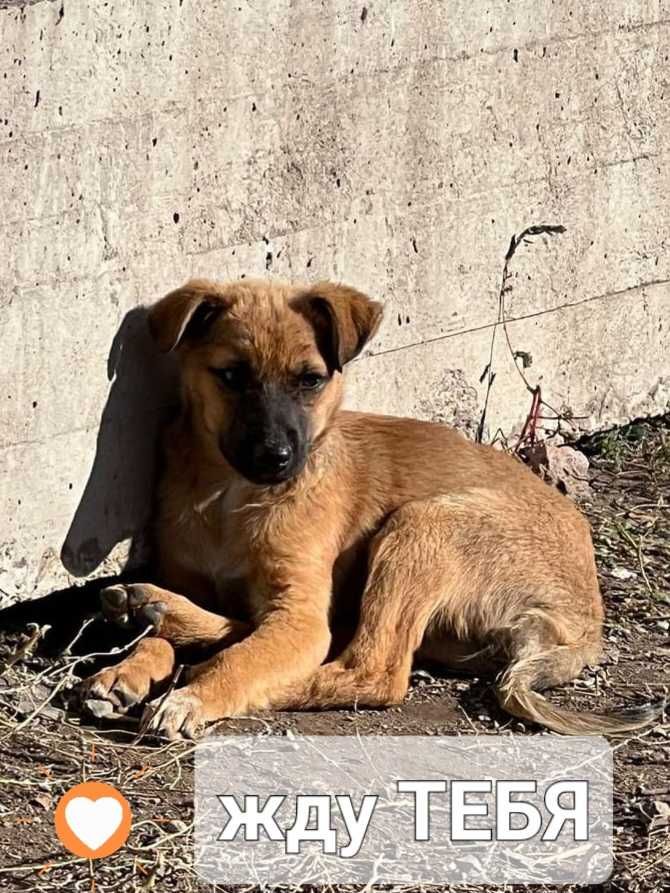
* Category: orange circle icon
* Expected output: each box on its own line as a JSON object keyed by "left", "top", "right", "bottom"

{"left": 54, "top": 781, "right": 132, "bottom": 859}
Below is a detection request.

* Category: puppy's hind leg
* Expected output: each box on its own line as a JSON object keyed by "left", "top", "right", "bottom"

{"left": 272, "top": 499, "right": 460, "bottom": 710}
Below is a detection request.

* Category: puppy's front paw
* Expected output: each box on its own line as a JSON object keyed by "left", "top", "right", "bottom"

{"left": 100, "top": 584, "right": 167, "bottom": 633}
{"left": 78, "top": 663, "right": 152, "bottom": 716}
{"left": 142, "top": 689, "right": 206, "bottom": 740}
{"left": 77, "top": 638, "right": 175, "bottom": 719}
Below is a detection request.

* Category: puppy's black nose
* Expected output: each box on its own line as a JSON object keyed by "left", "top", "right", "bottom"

{"left": 253, "top": 442, "right": 293, "bottom": 474}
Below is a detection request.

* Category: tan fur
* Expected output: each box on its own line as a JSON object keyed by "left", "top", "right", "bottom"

{"left": 80, "top": 278, "right": 663, "bottom": 739}
{"left": 81, "top": 637, "right": 175, "bottom": 712}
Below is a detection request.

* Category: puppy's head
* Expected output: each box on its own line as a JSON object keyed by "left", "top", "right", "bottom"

{"left": 148, "top": 278, "right": 382, "bottom": 485}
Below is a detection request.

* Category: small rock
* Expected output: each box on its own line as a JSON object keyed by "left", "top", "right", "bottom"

{"left": 84, "top": 698, "right": 115, "bottom": 719}
{"left": 411, "top": 669, "right": 436, "bottom": 684}
{"left": 521, "top": 443, "right": 592, "bottom": 500}
{"left": 31, "top": 792, "right": 52, "bottom": 811}
{"left": 642, "top": 800, "right": 670, "bottom": 831}
{"left": 611, "top": 567, "right": 637, "bottom": 581}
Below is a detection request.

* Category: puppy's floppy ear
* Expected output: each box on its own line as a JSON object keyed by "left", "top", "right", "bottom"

{"left": 148, "top": 279, "right": 231, "bottom": 352}
{"left": 295, "top": 282, "right": 383, "bottom": 371}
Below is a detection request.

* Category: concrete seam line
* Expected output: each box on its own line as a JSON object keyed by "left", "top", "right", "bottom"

{"left": 364, "top": 277, "right": 670, "bottom": 361}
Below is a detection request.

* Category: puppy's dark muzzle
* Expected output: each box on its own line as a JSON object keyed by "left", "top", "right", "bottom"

{"left": 252, "top": 441, "right": 293, "bottom": 477}
{"left": 221, "top": 386, "right": 311, "bottom": 485}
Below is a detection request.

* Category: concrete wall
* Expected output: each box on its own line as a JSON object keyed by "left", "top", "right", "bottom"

{"left": 1, "top": 0, "right": 669, "bottom": 604}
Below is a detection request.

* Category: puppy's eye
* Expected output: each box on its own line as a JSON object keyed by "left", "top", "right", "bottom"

{"left": 211, "top": 366, "right": 247, "bottom": 391}
{"left": 299, "top": 372, "right": 326, "bottom": 391}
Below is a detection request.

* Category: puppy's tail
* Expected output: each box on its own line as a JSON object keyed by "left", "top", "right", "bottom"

{"left": 496, "top": 646, "right": 665, "bottom": 736}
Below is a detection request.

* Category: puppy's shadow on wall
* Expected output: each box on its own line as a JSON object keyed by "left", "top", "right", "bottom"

{"left": 0, "top": 306, "right": 178, "bottom": 649}
{"left": 60, "top": 306, "right": 178, "bottom": 579}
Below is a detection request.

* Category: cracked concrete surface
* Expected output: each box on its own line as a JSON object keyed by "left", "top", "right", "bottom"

{"left": 1, "top": 0, "right": 668, "bottom": 601}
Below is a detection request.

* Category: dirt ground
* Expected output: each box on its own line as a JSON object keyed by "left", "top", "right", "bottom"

{"left": 0, "top": 417, "right": 667, "bottom": 892}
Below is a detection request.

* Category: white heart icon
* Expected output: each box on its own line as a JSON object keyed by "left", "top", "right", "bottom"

{"left": 64, "top": 796, "right": 124, "bottom": 852}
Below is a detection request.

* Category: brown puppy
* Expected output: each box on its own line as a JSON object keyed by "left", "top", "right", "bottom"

{"left": 80, "top": 278, "right": 662, "bottom": 739}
